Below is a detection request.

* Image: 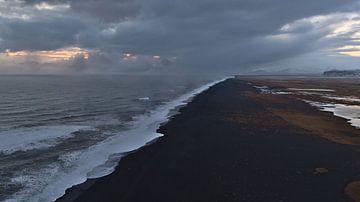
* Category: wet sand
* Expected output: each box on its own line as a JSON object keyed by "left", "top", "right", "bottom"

{"left": 58, "top": 78, "right": 360, "bottom": 202}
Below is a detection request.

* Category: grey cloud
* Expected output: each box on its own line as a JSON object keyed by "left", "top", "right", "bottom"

{"left": 0, "top": 16, "right": 89, "bottom": 51}
{"left": 71, "top": 0, "right": 141, "bottom": 23}
{"left": 1, "top": 0, "right": 360, "bottom": 74}
{"left": 95, "top": 0, "right": 356, "bottom": 73}
{"left": 23, "top": 0, "right": 141, "bottom": 23}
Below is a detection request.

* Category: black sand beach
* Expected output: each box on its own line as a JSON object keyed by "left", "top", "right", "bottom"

{"left": 58, "top": 78, "right": 360, "bottom": 202}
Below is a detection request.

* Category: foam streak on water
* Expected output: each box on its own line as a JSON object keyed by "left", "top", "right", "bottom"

{"left": 0, "top": 126, "right": 93, "bottom": 155}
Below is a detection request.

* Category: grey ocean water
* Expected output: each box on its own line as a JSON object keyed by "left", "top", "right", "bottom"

{"left": 0, "top": 75, "right": 220, "bottom": 201}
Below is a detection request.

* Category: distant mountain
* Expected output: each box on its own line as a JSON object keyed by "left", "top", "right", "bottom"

{"left": 323, "top": 69, "right": 360, "bottom": 77}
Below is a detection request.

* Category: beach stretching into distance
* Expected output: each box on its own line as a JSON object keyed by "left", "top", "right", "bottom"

{"left": 58, "top": 77, "right": 360, "bottom": 202}
{"left": 2, "top": 0, "right": 360, "bottom": 201}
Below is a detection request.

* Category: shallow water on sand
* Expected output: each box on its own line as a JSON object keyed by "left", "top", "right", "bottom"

{"left": 308, "top": 102, "right": 360, "bottom": 128}
{"left": 253, "top": 85, "right": 360, "bottom": 129}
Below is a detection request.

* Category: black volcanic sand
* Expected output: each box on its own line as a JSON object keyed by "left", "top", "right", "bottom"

{"left": 58, "top": 79, "right": 360, "bottom": 202}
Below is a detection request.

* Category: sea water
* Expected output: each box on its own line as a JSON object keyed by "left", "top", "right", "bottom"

{"left": 0, "top": 75, "right": 227, "bottom": 202}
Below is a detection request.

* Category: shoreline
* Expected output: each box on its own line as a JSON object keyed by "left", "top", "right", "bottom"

{"left": 53, "top": 77, "right": 232, "bottom": 202}
{"left": 58, "top": 78, "right": 360, "bottom": 202}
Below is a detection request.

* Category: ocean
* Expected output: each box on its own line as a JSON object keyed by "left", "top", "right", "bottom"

{"left": 0, "top": 75, "right": 225, "bottom": 201}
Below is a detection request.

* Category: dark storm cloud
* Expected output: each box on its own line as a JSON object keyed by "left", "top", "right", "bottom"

{"left": 0, "top": 0, "right": 359, "bottom": 74}
{"left": 0, "top": 16, "right": 88, "bottom": 51}
{"left": 71, "top": 0, "right": 141, "bottom": 23}
{"left": 95, "top": 0, "right": 356, "bottom": 73}
{"left": 23, "top": 0, "right": 141, "bottom": 22}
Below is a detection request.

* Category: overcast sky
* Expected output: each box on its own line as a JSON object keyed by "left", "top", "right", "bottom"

{"left": 0, "top": 0, "right": 359, "bottom": 75}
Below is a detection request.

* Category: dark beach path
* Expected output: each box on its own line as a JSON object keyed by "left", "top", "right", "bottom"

{"left": 58, "top": 78, "right": 360, "bottom": 202}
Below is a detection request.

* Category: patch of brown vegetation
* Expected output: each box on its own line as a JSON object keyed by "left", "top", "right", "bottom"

{"left": 249, "top": 78, "right": 360, "bottom": 98}
{"left": 269, "top": 108, "right": 360, "bottom": 145}
{"left": 242, "top": 91, "right": 290, "bottom": 105}
{"left": 249, "top": 79, "right": 360, "bottom": 106}
{"left": 345, "top": 181, "right": 360, "bottom": 202}
{"left": 241, "top": 88, "right": 360, "bottom": 146}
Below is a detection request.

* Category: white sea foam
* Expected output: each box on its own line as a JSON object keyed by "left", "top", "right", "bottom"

{"left": 137, "top": 97, "right": 150, "bottom": 101}
{"left": 8, "top": 76, "right": 233, "bottom": 202}
{"left": 0, "top": 125, "right": 92, "bottom": 154}
{"left": 5, "top": 163, "right": 60, "bottom": 202}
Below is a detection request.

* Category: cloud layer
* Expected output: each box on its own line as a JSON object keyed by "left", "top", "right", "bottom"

{"left": 0, "top": 0, "right": 359, "bottom": 74}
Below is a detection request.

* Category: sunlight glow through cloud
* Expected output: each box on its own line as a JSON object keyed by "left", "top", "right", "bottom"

{"left": 337, "top": 45, "right": 360, "bottom": 57}
{"left": 1, "top": 47, "right": 90, "bottom": 62}
{"left": 278, "top": 12, "right": 360, "bottom": 58}
{"left": 34, "top": 2, "right": 70, "bottom": 11}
